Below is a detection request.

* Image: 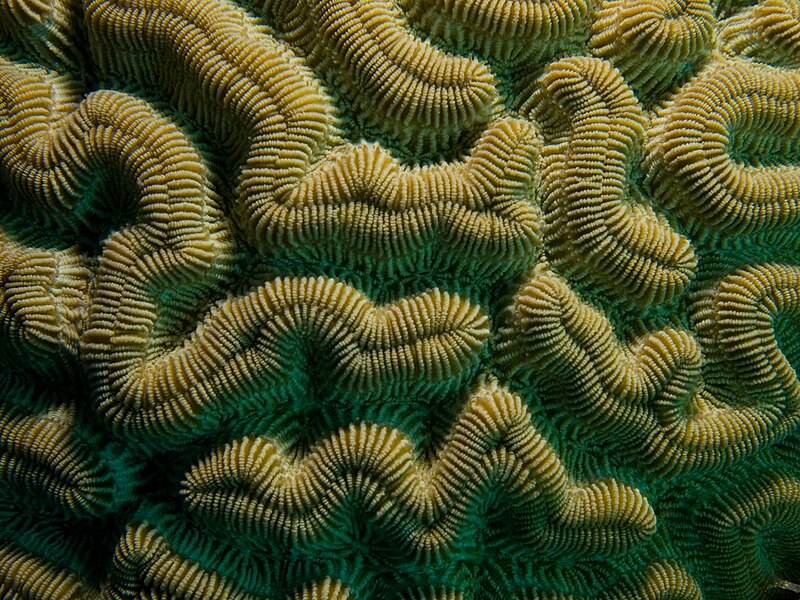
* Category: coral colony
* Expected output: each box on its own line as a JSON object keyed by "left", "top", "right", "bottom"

{"left": 1, "top": 0, "right": 800, "bottom": 598}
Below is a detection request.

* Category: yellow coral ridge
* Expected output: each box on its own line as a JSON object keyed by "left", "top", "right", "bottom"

{"left": 182, "top": 382, "right": 656, "bottom": 561}
{"left": 524, "top": 57, "right": 696, "bottom": 305}
{"left": 696, "top": 471, "right": 800, "bottom": 600}
{"left": 519, "top": 561, "right": 701, "bottom": 599}
{"left": 0, "top": 57, "right": 231, "bottom": 262}
{"left": 691, "top": 262, "right": 800, "bottom": 400}
{"left": 0, "top": 0, "right": 81, "bottom": 68}
{"left": 589, "top": 0, "right": 714, "bottom": 98}
{"left": 83, "top": 0, "right": 333, "bottom": 248}
{"left": 645, "top": 59, "right": 800, "bottom": 241}
{"left": 606, "top": 561, "right": 701, "bottom": 600}
{"left": 0, "top": 547, "right": 96, "bottom": 600}
{"left": 719, "top": 0, "right": 800, "bottom": 68}
{"left": 82, "top": 0, "right": 530, "bottom": 273}
{"left": 0, "top": 228, "right": 87, "bottom": 370}
{"left": 85, "top": 276, "right": 488, "bottom": 449}
{"left": 263, "top": 0, "right": 498, "bottom": 153}
{"left": 104, "top": 524, "right": 353, "bottom": 600}
{"left": 397, "top": 0, "right": 594, "bottom": 65}
{"left": 496, "top": 266, "right": 800, "bottom": 474}
{"left": 0, "top": 404, "right": 116, "bottom": 515}
{"left": 261, "top": 118, "right": 542, "bottom": 273}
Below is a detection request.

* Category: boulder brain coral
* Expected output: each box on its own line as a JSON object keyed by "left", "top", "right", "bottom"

{"left": 0, "top": 0, "right": 799, "bottom": 598}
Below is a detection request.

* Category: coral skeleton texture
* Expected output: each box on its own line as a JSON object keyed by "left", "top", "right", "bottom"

{"left": 0, "top": 0, "right": 799, "bottom": 598}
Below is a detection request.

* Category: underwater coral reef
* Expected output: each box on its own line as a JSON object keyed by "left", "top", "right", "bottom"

{"left": 1, "top": 0, "right": 799, "bottom": 598}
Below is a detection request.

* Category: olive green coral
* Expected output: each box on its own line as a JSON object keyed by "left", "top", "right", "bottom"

{"left": 1, "top": 0, "right": 800, "bottom": 598}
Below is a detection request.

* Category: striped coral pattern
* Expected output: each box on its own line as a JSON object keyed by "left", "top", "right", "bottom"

{"left": 0, "top": 0, "right": 799, "bottom": 598}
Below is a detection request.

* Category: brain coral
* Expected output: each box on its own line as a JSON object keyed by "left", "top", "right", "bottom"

{"left": 1, "top": 0, "right": 799, "bottom": 598}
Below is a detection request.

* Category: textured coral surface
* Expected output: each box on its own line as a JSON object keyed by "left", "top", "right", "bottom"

{"left": 1, "top": 0, "right": 799, "bottom": 598}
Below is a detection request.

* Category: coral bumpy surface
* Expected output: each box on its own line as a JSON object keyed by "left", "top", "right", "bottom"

{"left": 0, "top": 0, "right": 799, "bottom": 597}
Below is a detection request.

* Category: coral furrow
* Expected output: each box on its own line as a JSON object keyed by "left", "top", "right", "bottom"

{"left": 0, "top": 0, "right": 82, "bottom": 68}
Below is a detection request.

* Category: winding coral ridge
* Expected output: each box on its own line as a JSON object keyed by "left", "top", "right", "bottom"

{"left": 0, "top": 227, "right": 87, "bottom": 371}
{"left": 0, "top": 403, "right": 118, "bottom": 516}
{"left": 397, "top": 0, "right": 594, "bottom": 65}
{"left": 1, "top": 0, "right": 800, "bottom": 598}
{"left": 0, "top": 0, "right": 81, "bottom": 68}
{"left": 645, "top": 58, "right": 800, "bottom": 242}
{"left": 83, "top": 0, "right": 334, "bottom": 248}
{"left": 182, "top": 382, "right": 655, "bottom": 561}
{"left": 0, "top": 547, "right": 95, "bottom": 600}
{"left": 263, "top": 119, "right": 543, "bottom": 277}
{"left": 104, "top": 524, "right": 355, "bottom": 600}
{"left": 719, "top": 0, "right": 800, "bottom": 67}
{"left": 691, "top": 471, "right": 800, "bottom": 600}
{"left": 261, "top": 0, "right": 498, "bottom": 154}
{"left": 86, "top": 276, "right": 489, "bottom": 449}
{"left": 515, "top": 561, "right": 701, "bottom": 599}
{"left": 524, "top": 57, "right": 696, "bottom": 305}
{"left": 496, "top": 265, "right": 800, "bottom": 474}
{"left": 589, "top": 0, "right": 715, "bottom": 99}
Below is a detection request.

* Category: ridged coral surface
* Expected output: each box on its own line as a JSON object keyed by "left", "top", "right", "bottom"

{"left": 0, "top": 0, "right": 799, "bottom": 598}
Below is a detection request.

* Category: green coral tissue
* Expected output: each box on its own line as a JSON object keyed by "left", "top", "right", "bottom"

{"left": 1, "top": 0, "right": 800, "bottom": 598}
